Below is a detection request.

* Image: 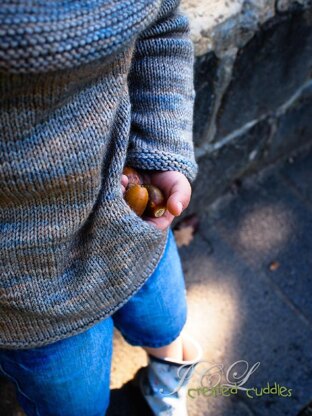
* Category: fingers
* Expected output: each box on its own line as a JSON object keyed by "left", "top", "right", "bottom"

{"left": 121, "top": 169, "right": 192, "bottom": 230}
{"left": 167, "top": 199, "right": 183, "bottom": 216}
{"left": 121, "top": 174, "right": 128, "bottom": 188}
{"left": 142, "top": 210, "right": 175, "bottom": 232}
{"left": 121, "top": 174, "right": 128, "bottom": 195}
{"left": 166, "top": 179, "right": 191, "bottom": 217}
{"left": 144, "top": 171, "right": 191, "bottom": 217}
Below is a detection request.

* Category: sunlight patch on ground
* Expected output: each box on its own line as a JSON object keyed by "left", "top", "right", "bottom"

{"left": 184, "top": 277, "right": 241, "bottom": 364}
{"left": 183, "top": 275, "right": 242, "bottom": 416}
{"left": 236, "top": 203, "right": 293, "bottom": 257}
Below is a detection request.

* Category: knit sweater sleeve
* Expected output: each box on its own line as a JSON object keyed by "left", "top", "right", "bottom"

{"left": 125, "top": 0, "right": 198, "bottom": 184}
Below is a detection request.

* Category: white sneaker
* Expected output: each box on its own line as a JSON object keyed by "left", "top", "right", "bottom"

{"left": 132, "top": 333, "right": 203, "bottom": 416}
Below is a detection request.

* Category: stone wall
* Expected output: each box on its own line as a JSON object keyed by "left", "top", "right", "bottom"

{"left": 181, "top": 0, "right": 312, "bottom": 216}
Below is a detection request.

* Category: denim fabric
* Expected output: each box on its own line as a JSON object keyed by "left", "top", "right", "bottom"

{"left": 0, "top": 228, "right": 187, "bottom": 416}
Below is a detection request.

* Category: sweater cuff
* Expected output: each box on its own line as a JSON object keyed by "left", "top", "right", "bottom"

{"left": 125, "top": 148, "right": 199, "bottom": 184}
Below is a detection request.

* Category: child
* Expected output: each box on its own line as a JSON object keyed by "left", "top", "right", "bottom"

{"left": 0, "top": 0, "right": 202, "bottom": 414}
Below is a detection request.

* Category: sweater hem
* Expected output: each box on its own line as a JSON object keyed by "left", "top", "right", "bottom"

{"left": 0, "top": 227, "right": 170, "bottom": 351}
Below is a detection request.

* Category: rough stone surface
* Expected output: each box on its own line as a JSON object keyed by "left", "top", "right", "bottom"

{"left": 187, "top": 119, "right": 273, "bottom": 214}
{"left": 182, "top": 0, "right": 274, "bottom": 57}
{"left": 180, "top": 0, "right": 312, "bottom": 215}
{"left": 214, "top": 8, "right": 312, "bottom": 141}
{"left": 182, "top": 0, "right": 311, "bottom": 56}
{"left": 277, "top": 0, "right": 311, "bottom": 12}
{"left": 268, "top": 83, "right": 312, "bottom": 163}
{"left": 193, "top": 52, "right": 219, "bottom": 145}
{"left": 186, "top": 82, "right": 312, "bottom": 217}
{"left": 191, "top": 4, "right": 312, "bottom": 150}
{"left": 182, "top": 0, "right": 242, "bottom": 56}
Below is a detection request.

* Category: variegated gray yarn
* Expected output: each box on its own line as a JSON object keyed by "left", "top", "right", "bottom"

{"left": 0, "top": 0, "right": 198, "bottom": 349}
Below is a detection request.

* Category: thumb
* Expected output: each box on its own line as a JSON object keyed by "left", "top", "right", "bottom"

{"left": 166, "top": 194, "right": 184, "bottom": 217}
{"left": 165, "top": 178, "right": 191, "bottom": 217}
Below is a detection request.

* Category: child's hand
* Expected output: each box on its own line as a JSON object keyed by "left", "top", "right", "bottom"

{"left": 140, "top": 170, "right": 192, "bottom": 231}
{"left": 121, "top": 174, "right": 129, "bottom": 195}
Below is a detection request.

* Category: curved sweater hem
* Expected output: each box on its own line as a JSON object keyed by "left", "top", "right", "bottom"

{"left": 0, "top": 227, "right": 169, "bottom": 351}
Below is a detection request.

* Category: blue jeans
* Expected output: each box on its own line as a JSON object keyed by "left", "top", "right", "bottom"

{"left": 0, "top": 228, "right": 187, "bottom": 416}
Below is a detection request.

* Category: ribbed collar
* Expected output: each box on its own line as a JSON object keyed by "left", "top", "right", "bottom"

{"left": 0, "top": 0, "right": 161, "bottom": 73}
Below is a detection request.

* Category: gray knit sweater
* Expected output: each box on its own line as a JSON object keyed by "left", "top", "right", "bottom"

{"left": 0, "top": 0, "right": 198, "bottom": 349}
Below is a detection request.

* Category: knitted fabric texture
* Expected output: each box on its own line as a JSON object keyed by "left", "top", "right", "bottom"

{"left": 0, "top": 0, "right": 198, "bottom": 349}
